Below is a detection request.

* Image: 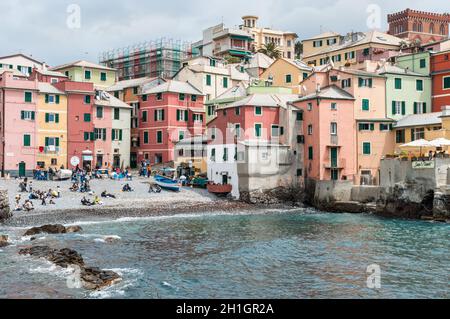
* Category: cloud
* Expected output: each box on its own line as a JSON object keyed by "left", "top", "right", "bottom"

{"left": 0, "top": 0, "right": 448, "bottom": 65}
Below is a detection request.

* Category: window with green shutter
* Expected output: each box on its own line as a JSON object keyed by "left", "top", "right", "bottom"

{"left": 308, "top": 146, "right": 313, "bottom": 160}
{"left": 100, "top": 72, "right": 107, "bottom": 81}
{"left": 443, "top": 76, "right": 450, "bottom": 89}
{"left": 416, "top": 79, "right": 423, "bottom": 91}
{"left": 191, "top": 95, "right": 197, "bottom": 102}
{"left": 55, "top": 113, "right": 59, "bottom": 123}
{"left": 303, "top": 73, "right": 308, "bottom": 80}
{"left": 156, "top": 93, "right": 163, "bottom": 100}
{"left": 24, "top": 92, "right": 32, "bottom": 103}
{"left": 255, "top": 124, "right": 262, "bottom": 138}
{"left": 255, "top": 106, "right": 262, "bottom": 115}
{"left": 420, "top": 59, "right": 426, "bottom": 69}
{"left": 119, "top": 129, "right": 123, "bottom": 141}
{"left": 285, "top": 74, "right": 292, "bottom": 83}
{"left": 55, "top": 95, "right": 60, "bottom": 104}
{"left": 85, "top": 70, "right": 91, "bottom": 80}
{"left": 114, "top": 108, "right": 120, "bottom": 120}
{"left": 142, "top": 94, "right": 148, "bottom": 101}
{"left": 223, "top": 77, "right": 228, "bottom": 88}
{"left": 97, "top": 106, "right": 103, "bottom": 118}
{"left": 362, "top": 99, "right": 370, "bottom": 111}
{"left": 84, "top": 95, "right": 91, "bottom": 104}
{"left": 179, "top": 93, "right": 185, "bottom": 101}
{"left": 23, "top": 134, "right": 31, "bottom": 147}
{"left": 362, "top": 142, "right": 371, "bottom": 155}
{"left": 84, "top": 132, "right": 90, "bottom": 141}
{"left": 296, "top": 112, "right": 303, "bottom": 121}
{"left": 84, "top": 113, "right": 91, "bottom": 122}
{"left": 396, "top": 130, "right": 405, "bottom": 143}
{"left": 142, "top": 111, "right": 147, "bottom": 122}
{"left": 143, "top": 131, "right": 149, "bottom": 144}
{"left": 206, "top": 74, "right": 212, "bottom": 86}
{"left": 157, "top": 131, "right": 163, "bottom": 144}
{"left": 395, "top": 78, "right": 402, "bottom": 90}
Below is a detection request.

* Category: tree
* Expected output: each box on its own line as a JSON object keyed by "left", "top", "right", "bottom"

{"left": 258, "top": 42, "right": 282, "bottom": 59}
{"left": 224, "top": 55, "right": 242, "bottom": 64}
{"left": 295, "top": 41, "right": 303, "bottom": 59}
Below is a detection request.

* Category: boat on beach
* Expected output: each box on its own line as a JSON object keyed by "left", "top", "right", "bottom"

{"left": 154, "top": 175, "right": 181, "bottom": 192}
{"left": 207, "top": 183, "right": 232, "bottom": 197}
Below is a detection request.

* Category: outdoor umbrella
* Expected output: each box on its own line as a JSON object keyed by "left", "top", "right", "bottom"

{"left": 429, "top": 138, "right": 450, "bottom": 147}
{"left": 400, "top": 139, "right": 434, "bottom": 157}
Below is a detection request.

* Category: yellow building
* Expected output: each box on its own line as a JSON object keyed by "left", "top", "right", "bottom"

{"left": 241, "top": 16, "right": 298, "bottom": 60}
{"left": 394, "top": 107, "right": 450, "bottom": 155}
{"left": 174, "top": 136, "right": 208, "bottom": 175}
{"left": 36, "top": 83, "right": 68, "bottom": 169}
{"left": 260, "top": 58, "right": 313, "bottom": 93}
{"left": 302, "top": 31, "right": 405, "bottom": 68}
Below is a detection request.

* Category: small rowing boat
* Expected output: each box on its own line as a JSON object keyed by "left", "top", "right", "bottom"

{"left": 154, "top": 175, "right": 181, "bottom": 192}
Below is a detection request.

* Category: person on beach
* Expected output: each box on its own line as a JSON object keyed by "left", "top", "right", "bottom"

{"left": 28, "top": 181, "right": 33, "bottom": 193}
{"left": 101, "top": 191, "right": 116, "bottom": 199}
{"left": 41, "top": 195, "right": 46, "bottom": 206}
{"left": 56, "top": 186, "right": 61, "bottom": 198}
{"left": 23, "top": 200, "right": 34, "bottom": 211}
{"left": 122, "top": 183, "right": 133, "bottom": 192}
{"left": 18, "top": 181, "right": 28, "bottom": 193}
{"left": 81, "top": 196, "right": 93, "bottom": 206}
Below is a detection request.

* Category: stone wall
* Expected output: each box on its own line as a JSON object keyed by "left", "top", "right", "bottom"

{"left": 0, "top": 188, "right": 11, "bottom": 221}
{"left": 351, "top": 186, "right": 388, "bottom": 203}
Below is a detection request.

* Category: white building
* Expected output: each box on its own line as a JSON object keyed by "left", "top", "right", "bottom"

{"left": 0, "top": 53, "right": 45, "bottom": 76}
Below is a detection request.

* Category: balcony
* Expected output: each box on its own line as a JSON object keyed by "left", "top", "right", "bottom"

{"left": 44, "top": 146, "right": 61, "bottom": 154}
{"left": 324, "top": 158, "right": 346, "bottom": 169}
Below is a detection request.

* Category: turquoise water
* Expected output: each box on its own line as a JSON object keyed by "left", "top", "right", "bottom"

{"left": 0, "top": 210, "right": 449, "bottom": 299}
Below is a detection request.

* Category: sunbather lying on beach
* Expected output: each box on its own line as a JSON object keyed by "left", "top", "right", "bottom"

{"left": 81, "top": 196, "right": 93, "bottom": 206}
{"left": 101, "top": 191, "right": 116, "bottom": 199}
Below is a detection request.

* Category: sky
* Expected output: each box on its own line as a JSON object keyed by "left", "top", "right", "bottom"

{"left": 0, "top": 0, "right": 448, "bottom": 66}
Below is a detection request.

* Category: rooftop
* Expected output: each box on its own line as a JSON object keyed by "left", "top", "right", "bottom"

{"left": 50, "top": 60, "right": 116, "bottom": 71}
{"left": 38, "top": 82, "right": 65, "bottom": 95}
{"left": 142, "top": 80, "right": 203, "bottom": 95}
{"left": 394, "top": 112, "right": 443, "bottom": 128}
{"left": 294, "top": 85, "right": 355, "bottom": 102}
{"left": 107, "top": 77, "right": 164, "bottom": 92}
{"left": 223, "top": 93, "right": 298, "bottom": 109}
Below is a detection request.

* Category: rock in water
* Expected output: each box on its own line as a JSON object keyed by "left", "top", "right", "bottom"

{"left": 18, "top": 246, "right": 121, "bottom": 290}
{"left": 0, "top": 188, "right": 12, "bottom": 222}
{"left": 0, "top": 235, "right": 9, "bottom": 247}
{"left": 80, "top": 267, "right": 122, "bottom": 290}
{"left": 66, "top": 226, "right": 83, "bottom": 233}
{"left": 23, "top": 224, "right": 83, "bottom": 236}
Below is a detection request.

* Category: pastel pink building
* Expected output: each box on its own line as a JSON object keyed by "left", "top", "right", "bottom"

{"left": 138, "top": 80, "right": 206, "bottom": 164}
{"left": 293, "top": 85, "right": 357, "bottom": 181}
{"left": 0, "top": 71, "right": 38, "bottom": 177}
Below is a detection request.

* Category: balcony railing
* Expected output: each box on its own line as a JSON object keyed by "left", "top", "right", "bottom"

{"left": 44, "top": 146, "right": 61, "bottom": 154}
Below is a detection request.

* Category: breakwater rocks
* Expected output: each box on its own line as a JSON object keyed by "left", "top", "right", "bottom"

{"left": 0, "top": 235, "right": 9, "bottom": 247}
{"left": 240, "top": 186, "right": 306, "bottom": 207}
{"left": 0, "top": 189, "right": 11, "bottom": 222}
{"left": 19, "top": 246, "right": 122, "bottom": 290}
{"left": 23, "top": 224, "right": 83, "bottom": 236}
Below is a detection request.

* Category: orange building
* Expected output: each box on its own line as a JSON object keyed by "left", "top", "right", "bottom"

{"left": 431, "top": 50, "right": 450, "bottom": 112}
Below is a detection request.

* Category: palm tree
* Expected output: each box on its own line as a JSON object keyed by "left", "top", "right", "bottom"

{"left": 258, "top": 42, "right": 282, "bottom": 59}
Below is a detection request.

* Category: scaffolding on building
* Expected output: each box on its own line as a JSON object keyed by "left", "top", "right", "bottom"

{"left": 99, "top": 38, "right": 198, "bottom": 81}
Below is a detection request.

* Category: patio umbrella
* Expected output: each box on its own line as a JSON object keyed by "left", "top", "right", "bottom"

{"left": 400, "top": 139, "right": 434, "bottom": 157}
{"left": 429, "top": 138, "right": 450, "bottom": 147}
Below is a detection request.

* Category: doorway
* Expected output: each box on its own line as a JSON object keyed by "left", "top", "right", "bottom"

{"left": 18, "top": 162, "right": 26, "bottom": 178}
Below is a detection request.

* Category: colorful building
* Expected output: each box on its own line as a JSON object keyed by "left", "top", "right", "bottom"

{"left": 0, "top": 53, "right": 45, "bottom": 77}
{"left": 387, "top": 9, "right": 450, "bottom": 44}
{"left": 137, "top": 80, "right": 206, "bottom": 165}
{"left": 35, "top": 83, "right": 68, "bottom": 169}
{"left": 260, "top": 58, "right": 313, "bottom": 93}
{"left": 0, "top": 71, "right": 38, "bottom": 177}
{"left": 292, "top": 85, "right": 356, "bottom": 181}
{"left": 50, "top": 60, "right": 117, "bottom": 89}
{"left": 378, "top": 61, "right": 432, "bottom": 121}
{"left": 431, "top": 49, "right": 450, "bottom": 112}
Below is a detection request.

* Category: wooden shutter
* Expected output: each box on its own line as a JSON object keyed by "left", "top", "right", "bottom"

{"left": 31, "top": 111, "right": 35, "bottom": 120}
{"left": 154, "top": 110, "right": 158, "bottom": 121}
{"left": 45, "top": 94, "right": 49, "bottom": 103}
{"left": 45, "top": 137, "right": 49, "bottom": 146}
{"left": 402, "top": 101, "right": 406, "bottom": 115}
{"left": 184, "top": 110, "right": 188, "bottom": 122}
{"left": 55, "top": 114, "right": 59, "bottom": 123}
{"left": 119, "top": 130, "right": 123, "bottom": 141}
{"left": 45, "top": 113, "right": 49, "bottom": 123}
{"left": 55, "top": 138, "right": 60, "bottom": 147}
{"left": 423, "top": 103, "right": 427, "bottom": 113}
{"left": 368, "top": 78, "right": 373, "bottom": 88}
{"left": 56, "top": 95, "right": 60, "bottom": 104}
{"left": 112, "top": 129, "right": 116, "bottom": 141}
{"left": 103, "top": 128, "right": 107, "bottom": 141}
{"left": 21, "top": 111, "right": 25, "bottom": 120}
{"left": 392, "top": 101, "right": 396, "bottom": 115}
{"left": 370, "top": 123, "right": 375, "bottom": 131}
{"left": 413, "top": 102, "right": 417, "bottom": 114}
{"left": 162, "top": 109, "right": 165, "bottom": 121}
{"left": 176, "top": 110, "right": 180, "bottom": 121}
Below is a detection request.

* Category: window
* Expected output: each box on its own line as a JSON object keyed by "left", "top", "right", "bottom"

{"left": 206, "top": 74, "right": 212, "bottom": 86}
{"left": 100, "top": 72, "right": 107, "bottom": 81}
{"left": 223, "top": 148, "right": 228, "bottom": 161}
{"left": 362, "top": 99, "right": 370, "bottom": 111}
{"left": 411, "top": 128, "right": 425, "bottom": 141}
{"left": 307, "top": 124, "right": 313, "bottom": 135}
{"left": 297, "top": 169, "right": 303, "bottom": 177}
{"left": 234, "top": 124, "right": 241, "bottom": 138}
{"left": 142, "top": 94, "right": 148, "bottom": 102}
{"left": 65, "top": 71, "right": 70, "bottom": 77}
{"left": 344, "top": 51, "right": 356, "bottom": 60}
{"left": 111, "top": 129, "right": 123, "bottom": 141}
{"left": 210, "top": 148, "right": 216, "bottom": 162}
{"left": 143, "top": 131, "right": 149, "bottom": 144}
{"left": 223, "top": 77, "right": 228, "bottom": 88}
{"left": 210, "top": 59, "right": 216, "bottom": 67}
{"left": 327, "top": 38, "right": 337, "bottom": 45}
{"left": 96, "top": 106, "right": 103, "bottom": 118}
{"left": 142, "top": 110, "right": 148, "bottom": 122}
{"left": 331, "top": 103, "right": 337, "bottom": 110}
{"left": 358, "top": 78, "right": 373, "bottom": 88}
{"left": 308, "top": 146, "right": 313, "bottom": 160}
{"left": 392, "top": 101, "right": 405, "bottom": 115}
{"left": 21, "top": 111, "right": 35, "bottom": 121}
{"left": 331, "top": 54, "right": 341, "bottom": 62}
{"left": 271, "top": 125, "right": 280, "bottom": 137}
{"left": 179, "top": 93, "right": 185, "bottom": 101}
{"left": 255, "top": 106, "right": 262, "bottom": 115}
{"left": 235, "top": 107, "right": 240, "bottom": 116}
{"left": 191, "top": 95, "right": 197, "bottom": 102}
{"left": 416, "top": 79, "right": 423, "bottom": 91}
{"left": 285, "top": 74, "right": 292, "bottom": 83}
{"left": 45, "top": 137, "right": 60, "bottom": 148}
{"left": 307, "top": 103, "right": 312, "bottom": 111}
{"left": 51, "top": 78, "right": 58, "bottom": 84}
{"left": 396, "top": 130, "right": 405, "bottom": 143}
{"left": 287, "top": 40, "right": 292, "bottom": 47}
{"left": 193, "top": 114, "right": 203, "bottom": 122}
{"left": 394, "top": 78, "right": 402, "bottom": 90}
{"left": 178, "top": 130, "right": 185, "bottom": 141}
{"left": 85, "top": 70, "right": 91, "bottom": 80}
{"left": 362, "top": 142, "right": 371, "bottom": 155}
{"left": 210, "top": 127, "right": 217, "bottom": 140}
{"left": 303, "top": 73, "right": 308, "bottom": 80}
{"left": 255, "top": 124, "right": 262, "bottom": 138}
{"left": 313, "top": 40, "right": 323, "bottom": 47}
{"left": 330, "top": 122, "right": 337, "bottom": 135}
{"left": 156, "top": 93, "right": 163, "bottom": 100}
{"left": 358, "top": 123, "right": 374, "bottom": 131}
{"left": 24, "top": 92, "right": 32, "bottom": 103}
{"left": 155, "top": 109, "right": 165, "bottom": 121}
{"left": 84, "top": 95, "right": 91, "bottom": 104}
{"left": 207, "top": 105, "right": 215, "bottom": 116}
{"left": 94, "top": 128, "right": 107, "bottom": 140}
{"left": 156, "top": 131, "right": 163, "bottom": 144}
{"left": 414, "top": 102, "right": 427, "bottom": 114}
{"left": 443, "top": 76, "right": 450, "bottom": 89}
{"left": 380, "top": 124, "right": 391, "bottom": 131}
{"left": 83, "top": 113, "right": 91, "bottom": 122}
{"left": 114, "top": 108, "right": 120, "bottom": 120}
{"left": 83, "top": 132, "right": 93, "bottom": 141}
{"left": 23, "top": 134, "right": 31, "bottom": 147}
{"left": 341, "top": 79, "right": 351, "bottom": 88}
{"left": 296, "top": 112, "right": 303, "bottom": 121}
{"left": 45, "top": 113, "right": 59, "bottom": 123}
{"left": 176, "top": 109, "right": 188, "bottom": 122}
{"left": 363, "top": 48, "right": 370, "bottom": 56}
{"left": 420, "top": 59, "right": 426, "bottom": 69}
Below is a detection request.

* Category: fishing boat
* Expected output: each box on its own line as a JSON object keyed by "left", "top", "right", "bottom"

{"left": 154, "top": 175, "right": 181, "bottom": 192}
{"left": 207, "top": 183, "right": 232, "bottom": 197}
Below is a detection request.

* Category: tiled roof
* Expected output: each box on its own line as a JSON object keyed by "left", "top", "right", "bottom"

{"left": 38, "top": 82, "right": 65, "bottom": 95}
{"left": 37, "top": 69, "right": 68, "bottom": 77}
{"left": 50, "top": 60, "right": 116, "bottom": 71}
{"left": 294, "top": 85, "right": 355, "bottom": 102}
{"left": 107, "top": 77, "right": 163, "bottom": 92}
{"left": 224, "top": 93, "right": 298, "bottom": 109}
{"left": 94, "top": 91, "right": 132, "bottom": 109}
{"left": 142, "top": 80, "right": 203, "bottom": 95}
{"left": 377, "top": 63, "right": 426, "bottom": 76}
{"left": 302, "top": 31, "right": 340, "bottom": 41}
